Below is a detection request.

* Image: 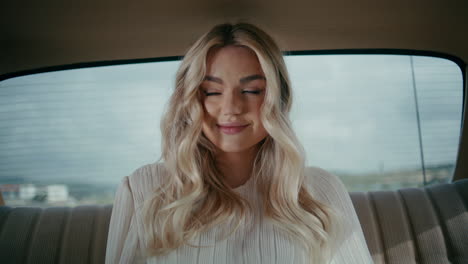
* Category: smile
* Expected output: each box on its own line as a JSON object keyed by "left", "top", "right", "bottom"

{"left": 217, "top": 124, "right": 250, "bottom": 135}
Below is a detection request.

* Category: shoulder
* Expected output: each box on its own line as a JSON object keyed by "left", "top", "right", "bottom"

{"left": 304, "top": 167, "right": 357, "bottom": 250}
{"left": 305, "top": 168, "right": 371, "bottom": 262}
{"left": 304, "top": 166, "right": 350, "bottom": 206}
{"left": 125, "top": 161, "right": 168, "bottom": 206}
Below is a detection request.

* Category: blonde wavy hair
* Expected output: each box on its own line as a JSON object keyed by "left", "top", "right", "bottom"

{"left": 143, "top": 23, "right": 337, "bottom": 263}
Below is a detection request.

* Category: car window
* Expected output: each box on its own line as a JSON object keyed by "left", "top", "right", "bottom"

{"left": 0, "top": 54, "right": 463, "bottom": 206}
{"left": 287, "top": 55, "right": 463, "bottom": 191}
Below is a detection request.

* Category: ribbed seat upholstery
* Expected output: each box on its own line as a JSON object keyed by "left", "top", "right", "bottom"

{"left": 0, "top": 205, "right": 112, "bottom": 264}
{"left": 0, "top": 180, "right": 467, "bottom": 264}
{"left": 350, "top": 179, "right": 468, "bottom": 264}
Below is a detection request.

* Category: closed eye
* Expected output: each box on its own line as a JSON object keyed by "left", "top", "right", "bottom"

{"left": 203, "top": 91, "right": 221, "bottom": 96}
{"left": 242, "top": 90, "right": 263, "bottom": 95}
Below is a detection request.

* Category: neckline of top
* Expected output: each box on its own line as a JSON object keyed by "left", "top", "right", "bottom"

{"left": 232, "top": 175, "right": 254, "bottom": 191}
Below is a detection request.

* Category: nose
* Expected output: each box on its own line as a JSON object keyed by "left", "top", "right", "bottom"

{"left": 222, "top": 91, "right": 243, "bottom": 116}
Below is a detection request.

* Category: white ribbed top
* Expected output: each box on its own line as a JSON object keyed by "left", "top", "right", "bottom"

{"left": 105, "top": 162, "right": 373, "bottom": 264}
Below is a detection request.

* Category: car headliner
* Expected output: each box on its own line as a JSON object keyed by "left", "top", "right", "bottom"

{"left": 1, "top": 0, "right": 467, "bottom": 77}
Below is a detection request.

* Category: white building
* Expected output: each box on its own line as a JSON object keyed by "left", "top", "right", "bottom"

{"left": 46, "top": 184, "right": 69, "bottom": 203}
{"left": 19, "top": 184, "right": 36, "bottom": 200}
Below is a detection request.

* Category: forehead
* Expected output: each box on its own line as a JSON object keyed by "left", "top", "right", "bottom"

{"left": 205, "top": 45, "right": 264, "bottom": 75}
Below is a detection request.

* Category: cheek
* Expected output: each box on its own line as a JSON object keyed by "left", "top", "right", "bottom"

{"left": 249, "top": 97, "right": 264, "bottom": 118}
{"left": 251, "top": 98, "right": 267, "bottom": 136}
{"left": 204, "top": 97, "right": 220, "bottom": 111}
{"left": 203, "top": 100, "right": 218, "bottom": 120}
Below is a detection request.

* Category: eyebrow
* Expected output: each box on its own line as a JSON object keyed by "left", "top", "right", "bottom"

{"left": 204, "top": 75, "right": 223, "bottom": 84}
{"left": 240, "top": 74, "right": 266, "bottom": 84}
{"left": 203, "top": 74, "right": 266, "bottom": 84}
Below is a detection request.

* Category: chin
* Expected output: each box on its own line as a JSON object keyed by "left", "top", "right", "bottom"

{"left": 217, "top": 144, "right": 251, "bottom": 153}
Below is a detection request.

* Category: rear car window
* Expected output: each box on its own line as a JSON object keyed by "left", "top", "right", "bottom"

{"left": 0, "top": 54, "right": 463, "bottom": 206}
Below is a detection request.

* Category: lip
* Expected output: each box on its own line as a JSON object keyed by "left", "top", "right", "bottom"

{"left": 217, "top": 123, "right": 250, "bottom": 135}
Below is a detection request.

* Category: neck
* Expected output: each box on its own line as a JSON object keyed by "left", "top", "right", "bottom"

{"left": 216, "top": 145, "right": 259, "bottom": 188}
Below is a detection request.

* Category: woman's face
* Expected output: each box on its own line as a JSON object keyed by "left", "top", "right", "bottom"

{"left": 201, "top": 45, "right": 269, "bottom": 153}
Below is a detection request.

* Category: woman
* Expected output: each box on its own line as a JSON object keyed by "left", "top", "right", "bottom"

{"left": 106, "top": 23, "right": 372, "bottom": 264}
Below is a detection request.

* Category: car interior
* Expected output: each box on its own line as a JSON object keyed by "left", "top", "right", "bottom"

{"left": 0, "top": 0, "right": 467, "bottom": 263}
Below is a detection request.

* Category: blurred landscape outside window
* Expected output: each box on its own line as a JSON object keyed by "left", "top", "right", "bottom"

{"left": 0, "top": 54, "right": 463, "bottom": 207}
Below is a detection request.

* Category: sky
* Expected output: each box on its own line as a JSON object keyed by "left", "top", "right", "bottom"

{"left": 0, "top": 55, "right": 463, "bottom": 184}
